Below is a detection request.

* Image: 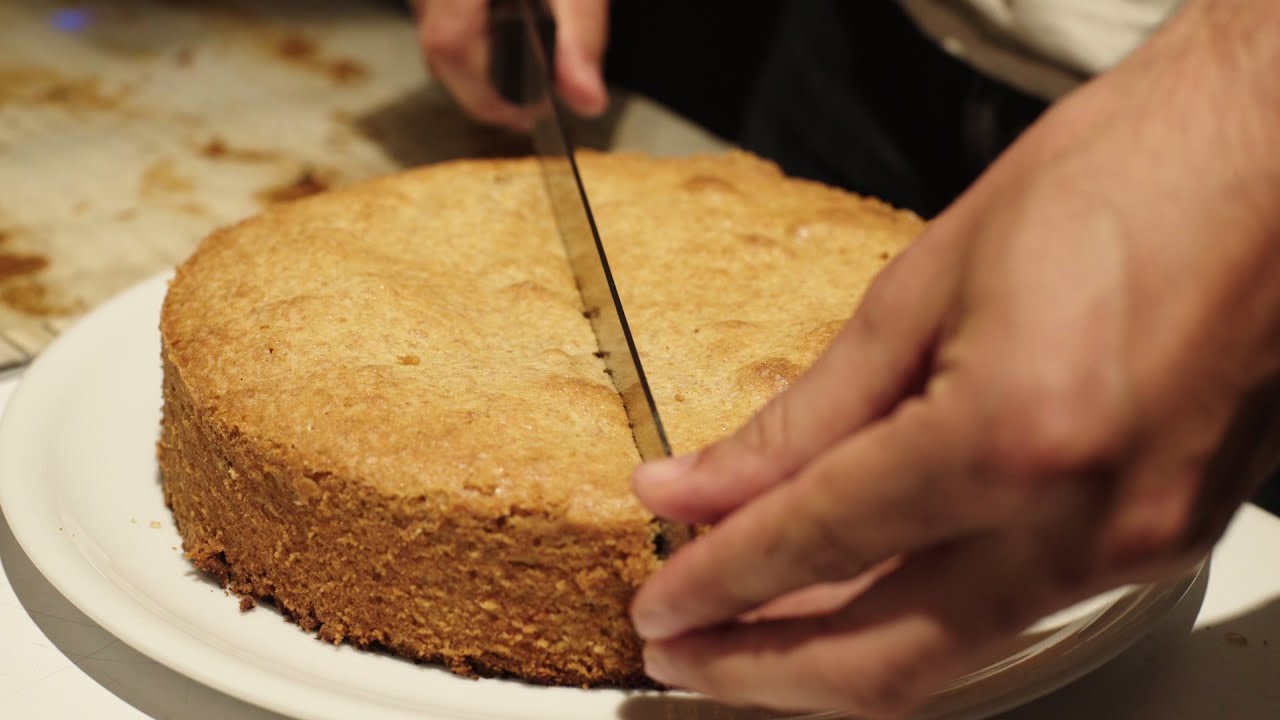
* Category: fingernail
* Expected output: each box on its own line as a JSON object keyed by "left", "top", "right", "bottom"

{"left": 643, "top": 644, "right": 677, "bottom": 685}
{"left": 633, "top": 453, "right": 698, "bottom": 490}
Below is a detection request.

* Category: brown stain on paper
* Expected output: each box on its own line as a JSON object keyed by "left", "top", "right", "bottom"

{"left": 271, "top": 33, "right": 369, "bottom": 86}
{"left": 2, "top": 280, "right": 80, "bottom": 316}
{"left": 0, "top": 231, "right": 80, "bottom": 317}
{"left": 0, "top": 252, "right": 48, "bottom": 281}
{"left": 176, "top": 201, "right": 212, "bottom": 218}
{"left": 0, "top": 67, "right": 130, "bottom": 113}
{"left": 140, "top": 159, "right": 194, "bottom": 198}
{"left": 138, "top": 159, "right": 217, "bottom": 218}
{"left": 0, "top": 228, "right": 48, "bottom": 282}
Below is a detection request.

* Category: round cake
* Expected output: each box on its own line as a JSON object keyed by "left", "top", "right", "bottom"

{"left": 158, "top": 151, "right": 923, "bottom": 687}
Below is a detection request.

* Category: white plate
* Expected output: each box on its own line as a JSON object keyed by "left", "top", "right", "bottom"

{"left": 0, "top": 273, "right": 1202, "bottom": 720}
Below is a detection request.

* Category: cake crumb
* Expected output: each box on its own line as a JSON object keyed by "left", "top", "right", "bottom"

{"left": 1225, "top": 631, "right": 1248, "bottom": 647}
{"left": 149, "top": 520, "right": 162, "bottom": 529}
{"left": 239, "top": 596, "right": 257, "bottom": 612}
{"left": 398, "top": 354, "right": 420, "bottom": 366}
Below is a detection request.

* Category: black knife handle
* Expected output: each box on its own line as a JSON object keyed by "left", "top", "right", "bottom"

{"left": 489, "top": 0, "right": 556, "bottom": 106}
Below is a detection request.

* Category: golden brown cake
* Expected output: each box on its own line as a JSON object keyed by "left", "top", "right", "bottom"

{"left": 158, "top": 151, "right": 922, "bottom": 687}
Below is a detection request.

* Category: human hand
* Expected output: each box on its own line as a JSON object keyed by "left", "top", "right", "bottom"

{"left": 629, "top": 1, "right": 1280, "bottom": 715}
{"left": 413, "top": 0, "right": 609, "bottom": 130}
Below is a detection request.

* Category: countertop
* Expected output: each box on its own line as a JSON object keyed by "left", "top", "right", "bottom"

{"left": 0, "top": 0, "right": 727, "bottom": 368}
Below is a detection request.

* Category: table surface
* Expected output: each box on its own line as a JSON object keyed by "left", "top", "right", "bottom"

{"left": 0, "top": 0, "right": 728, "bottom": 369}
{"left": 1, "top": 370, "right": 1278, "bottom": 719}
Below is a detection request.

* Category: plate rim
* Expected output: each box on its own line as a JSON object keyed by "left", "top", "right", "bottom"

{"left": 0, "top": 273, "right": 400, "bottom": 720}
{"left": 0, "top": 271, "right": 1203, "bottom": 720}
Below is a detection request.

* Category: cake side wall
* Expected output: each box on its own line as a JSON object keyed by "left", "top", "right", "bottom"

{"left": 158, "top": 347, "right": 659, "bottom": 687}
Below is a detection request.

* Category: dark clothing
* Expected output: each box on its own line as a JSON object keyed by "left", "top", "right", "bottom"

{"left": 738, "top": 0, "right": 1047, "bottom": 218}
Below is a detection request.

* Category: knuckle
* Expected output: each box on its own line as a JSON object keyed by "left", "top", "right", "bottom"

{"left": 701, "top": 543, "right": 770, "bottom": 611}
{"left": 793, "top": 495, "right": 866, "bottom": 581}
{"left": 693, "top": 436, "right": 755, "bottom": 487}
{"left": 1102, "top": 474, "right": 1203, "bottom": 569}
{"left": 704, "top": 399, "right": 795, "bottom": 482}
{"left": 848, "top": 275, "right": 897, "bottom": 341}
{"left": 419, "top": 21, "right": 469, "bottom": 61}
{"left": 748, "top": 396, "right": 796, "bottom": 455}
{"left": 982, "top": 374, "right": 1130, "bottom": 482}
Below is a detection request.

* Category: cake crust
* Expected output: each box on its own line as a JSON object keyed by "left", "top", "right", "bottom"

{"left": 158, "top": 151, "right": 923, "bottom": 686}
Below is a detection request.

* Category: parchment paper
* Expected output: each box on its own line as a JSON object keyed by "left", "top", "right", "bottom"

{"left": 0, "top": 0, "right": 726, "bottom": 369}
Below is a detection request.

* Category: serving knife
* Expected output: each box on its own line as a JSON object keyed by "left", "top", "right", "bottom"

{"left": 490, "top": 0, "right": 672, "bottom": 463}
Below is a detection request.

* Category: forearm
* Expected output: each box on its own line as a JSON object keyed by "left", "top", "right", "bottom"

{"left": 1006, "top": 0, "right": 1280, "bottom": 406}
{"left": 1140, "top": 0, "right": 1280, "bottom": 224}
{"left": 1178, "top": 0, "right": 1280, "bottom": 95}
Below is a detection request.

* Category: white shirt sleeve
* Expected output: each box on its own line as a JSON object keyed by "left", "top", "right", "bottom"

{"left": 967, "top": 0, "right": 1182, "bottom": 75}
{"left": 899, "top": 0, "right": 1182, "bottom": 99}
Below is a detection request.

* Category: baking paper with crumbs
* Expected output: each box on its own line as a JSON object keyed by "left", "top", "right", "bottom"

{"left": 0, "top": 0, "right": 725, "bottom": 370}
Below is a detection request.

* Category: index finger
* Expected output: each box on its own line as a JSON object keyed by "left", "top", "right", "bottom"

{"left": 420, "top": 0, "right": 537, "bottom": 129}
{"left": 633, "top": 225, "right": 966, "bottom": 525}
{"left": 631, "top": 396, "right": 1002, "bottom": 642}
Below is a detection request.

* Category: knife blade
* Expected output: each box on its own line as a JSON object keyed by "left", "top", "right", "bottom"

{"left": 491, "top": 0, "right": 672, "bottom": 463}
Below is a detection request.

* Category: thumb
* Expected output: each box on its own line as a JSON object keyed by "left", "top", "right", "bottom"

{"left": 633, "top": 234, "right": 959, "bottom": 524}
{"left": 548, "top": 0, "right": 609, "bottom": 116}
